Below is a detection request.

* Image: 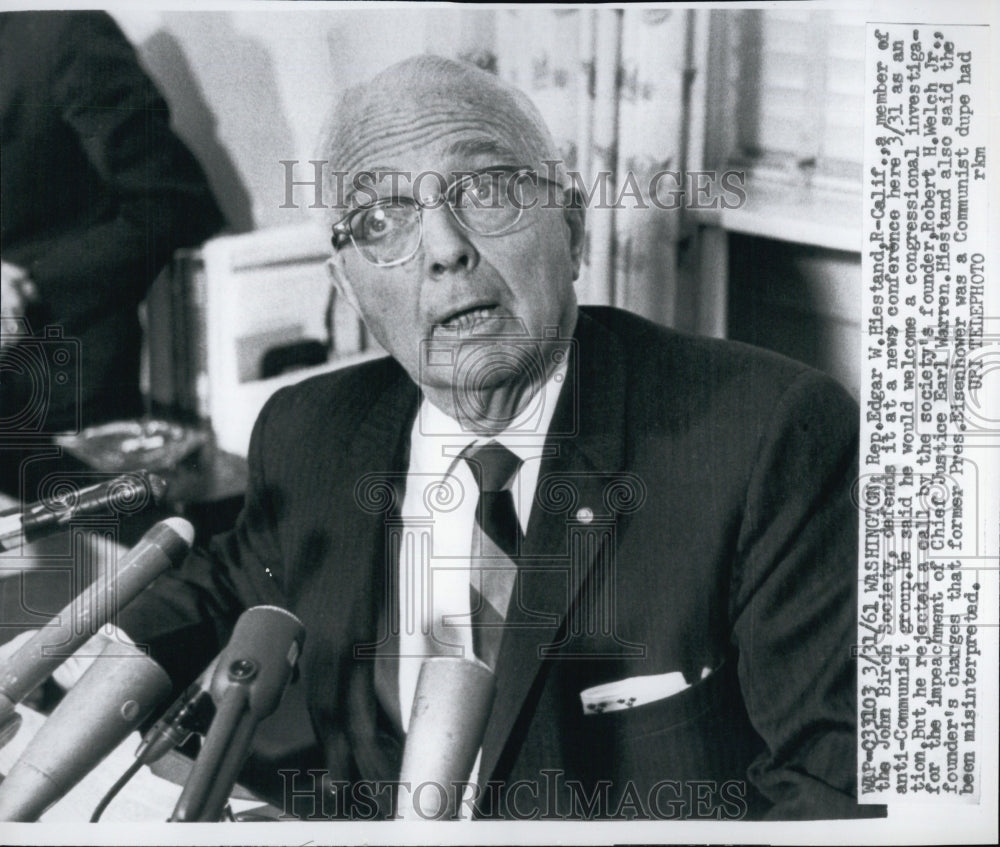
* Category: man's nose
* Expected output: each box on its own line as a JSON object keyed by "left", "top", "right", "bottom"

{"left": 421, "top": 205, "right": 478, "bottom": 276}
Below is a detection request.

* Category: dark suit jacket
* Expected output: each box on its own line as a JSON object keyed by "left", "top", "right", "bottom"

{"left": 119, "top": 306, "right": 869, "bottom": 821}
{"left": 0, "top": 11, "right": 223, "bottom": 430}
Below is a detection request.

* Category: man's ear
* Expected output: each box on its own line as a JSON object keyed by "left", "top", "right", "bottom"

{"left": 326, "top": 255, "right": 361, "bottom": 315}
{"left": 562, "top": 190, "right": 587, "bottom": 280}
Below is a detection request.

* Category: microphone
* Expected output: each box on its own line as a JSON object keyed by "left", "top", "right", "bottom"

{"left": 0, "top": 470, "right": 168, "bottom": 552}
{"left": 0, "top": 639, "right": 172, "bottom": 822}
{"left": 133, "top": 655, "right": 220, "bottom": 766}
{"left": 395, "top": 656, "right": 496, "bottom": 820}
{"left": 170, "top": 606, "right": 305, "bottom": 822}
{"left": 0, "top": 517, "right": 194, "bottom": 747}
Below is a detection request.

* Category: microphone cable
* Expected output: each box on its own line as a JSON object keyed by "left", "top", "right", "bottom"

{"left": 91, "top": 657, "right": 219, "bottom": 822}
{"left": 89, "top": 758, "right": 143, "bottom": 822}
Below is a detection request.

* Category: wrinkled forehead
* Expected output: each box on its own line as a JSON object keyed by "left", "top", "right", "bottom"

{"left": 323, "top": 58, "right": 562, "bottom": 207}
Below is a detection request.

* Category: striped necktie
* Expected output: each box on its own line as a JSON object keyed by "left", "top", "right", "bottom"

{"left": 461, "top": 441, "right": 524, "bottom": 669}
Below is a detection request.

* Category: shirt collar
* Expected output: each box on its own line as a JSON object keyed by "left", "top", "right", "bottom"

{"left": 410, "top": 357, "right": 569, "bottom": 476}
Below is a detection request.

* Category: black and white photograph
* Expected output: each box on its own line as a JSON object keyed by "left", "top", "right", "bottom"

{"left": 0, "top": 1, "right": 996, "bottom": 844}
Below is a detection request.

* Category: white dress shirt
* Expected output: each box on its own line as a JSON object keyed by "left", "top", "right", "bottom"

{"left": 397, "top": 360, "right": 569, "bottom": 732}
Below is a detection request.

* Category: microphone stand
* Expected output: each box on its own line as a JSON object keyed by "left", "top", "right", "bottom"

{"left": 169, "top": 605, "right": 304, "bottom": 822}
{"left": 169, "top": 675, "right": 256, "bottom": 822}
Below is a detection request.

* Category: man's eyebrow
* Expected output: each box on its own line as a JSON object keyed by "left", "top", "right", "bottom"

{"left": 446, "top": 137, "right": 521, "bottom": 161}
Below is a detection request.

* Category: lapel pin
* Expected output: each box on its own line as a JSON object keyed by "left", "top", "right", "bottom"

{"left": 576, "top": 507, "right": 594, "bottom": 524}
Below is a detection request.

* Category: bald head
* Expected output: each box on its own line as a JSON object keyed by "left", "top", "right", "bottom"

{"left": 322, "top": 54, "right": 565, "bottom": 210}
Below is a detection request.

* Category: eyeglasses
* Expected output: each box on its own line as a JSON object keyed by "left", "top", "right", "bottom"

{"left": 331, "top": 167, "right": 564, "bottom": 267}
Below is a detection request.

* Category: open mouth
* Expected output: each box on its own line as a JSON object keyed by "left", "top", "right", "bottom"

{"left": 437, "top": 304, "right": 502, "bottom": 333}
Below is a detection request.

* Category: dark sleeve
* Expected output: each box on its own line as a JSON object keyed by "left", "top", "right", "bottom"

{"left": 730, "top": 370, "right": 882, "bottom": 819}
{"left": 21, "top": 12, "right": 224, "bottom": 328}
{"left": 117, "top": 389, "right": 289, "bottom": 689}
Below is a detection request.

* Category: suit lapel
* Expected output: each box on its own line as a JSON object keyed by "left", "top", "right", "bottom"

{"left": 479, "top": 308, "right": 630, "bottom": 785}
{"left": 323, "top": 359, "right": 417, "bottom": 664}
{"left": 324, "top": 362, "right": 418, "bottom": 785}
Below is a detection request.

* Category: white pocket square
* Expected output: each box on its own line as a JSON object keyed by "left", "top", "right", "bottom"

{"left": 580, "top": 667, "right": 712, "bottom": 715}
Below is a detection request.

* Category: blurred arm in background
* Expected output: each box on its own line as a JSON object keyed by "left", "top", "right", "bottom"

{"left": 0, "top": 11, "right": 225, "bottom": 435}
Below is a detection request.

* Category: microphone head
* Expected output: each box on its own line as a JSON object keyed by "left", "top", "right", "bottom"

{"left": 159, "top": 516, "right": 195, "bottom": 548}
{"left": 396, "top": 656, "right": 496, "bottom": 820}
{"left": 210, "top": 606, "right": 305, "bottom": 720}
{"left": 0, "top": 517, "right": 194, "bottom": 716}
{"left": 102, "top": 470, "right": 168, "bottom": 512}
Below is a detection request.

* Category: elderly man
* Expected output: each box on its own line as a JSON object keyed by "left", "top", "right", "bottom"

{"left": 115, "top": 55, "right": 868, "bottom": 821}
